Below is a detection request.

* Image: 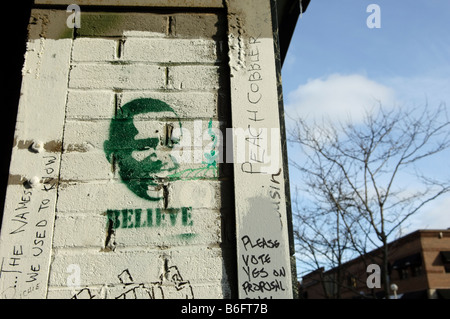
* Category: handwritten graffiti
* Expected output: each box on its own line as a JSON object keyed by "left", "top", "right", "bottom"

{"left": 104, "top": 98, "right": 219, "bottom": 202}
{"left": 71, "top": 263, "right": 194, "bottom": 299}
{"left": 240, "top": 235, "right": 287, "bottom": 298}
{"left": 0, "top": 155, "right": 57, "bottom": 299}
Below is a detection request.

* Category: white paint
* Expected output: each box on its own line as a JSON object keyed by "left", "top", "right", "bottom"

{"left": 124, "top": 38, "right": 220, "bottom": 63}
{"left": 72, "top": 38, "right": 117, "bottom": 62}
{"left": 30, "top": 141, "right": 44, "bottom": 153}
{"left": 27, "top": 176, "right": 41, "bottom": 188}
{"left": 35, "top": 0, "right": 225, "bottom": 8}
{"left": 226, "top": 0, "right": 294, "bottom": 299}
{"left": 0, "top": 36, "right": 72, "bottom": 299}
{"left": 0, "top": 4, "right": 269, "bottom": 300}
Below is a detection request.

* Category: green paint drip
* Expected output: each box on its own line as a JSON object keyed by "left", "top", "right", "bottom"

{"left": 167, "top": 119, "right": 219, "bottom": 181}
{"left": 177, "top": 233, "right": 197, "bottom": 240}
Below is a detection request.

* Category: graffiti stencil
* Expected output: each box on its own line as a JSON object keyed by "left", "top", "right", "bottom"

{"left": 104, "top": 98, "right": 218, "bottom": 201}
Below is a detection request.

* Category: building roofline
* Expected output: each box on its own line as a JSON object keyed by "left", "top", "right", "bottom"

{"left": 301, "top": 229, "right": 450, "bottom": 280}
{"left": 277, "top": 0, "right": 311, "bottom": 66}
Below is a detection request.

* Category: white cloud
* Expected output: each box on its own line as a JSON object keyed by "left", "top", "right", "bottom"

{"left": 403, "top": 195, "right": 450, "bottom": 234}
{"left": 285, "top": 73, "right": 396, "bottom": 125}
{"left": 384, "top": 75, "right": 450, "bottom": 109}
{"left": 286, "top": 73, "right": 450, "bottom": 234}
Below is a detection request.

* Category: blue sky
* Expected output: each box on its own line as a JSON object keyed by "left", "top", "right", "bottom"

{"left": 282, "top": 1, "right": 450, "bottom": 235}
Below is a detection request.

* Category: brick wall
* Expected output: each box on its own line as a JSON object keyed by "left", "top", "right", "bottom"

{"left": 1, "top": 0, "right": 296, "bottom": 300}
{"left": 421, "top": 231, "right": 450, "bottom": 293}
{"left": 0, "top": 6, "right": 235, "bottom": 299}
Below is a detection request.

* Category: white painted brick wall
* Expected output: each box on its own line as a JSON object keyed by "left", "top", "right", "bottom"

{"left": 66, "top": 91, "right": 115, "bottom": 119}
{"left": 1, "top": 8, "right": 234, "bottom": 299}
{"left": 123, "top": 38, "right": 221, "bottom": 63}
{"left": 72, "top": 38, "right": 118, "bottom": 62}
{"left": 52, "top": 208, "right": 222, "bottom": 249}
{"left": 69, "top": 64, "right": 166, "bottom": 90}
{"left": 121, "top": 91, "right": 222, "bottom": 119}
{"left": 168, "top": 66, "right": 222, "bottom": 91}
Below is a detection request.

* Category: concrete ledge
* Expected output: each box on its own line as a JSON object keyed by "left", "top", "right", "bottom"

{"left": 34, "top": 0, "right": 224, "bottom": 8}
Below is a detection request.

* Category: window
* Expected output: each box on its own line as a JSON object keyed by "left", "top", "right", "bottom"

{"left": 392, "top": 253, "right": 422, "bottom": 279}
{"left": 398, "top": 268, "right": 409, "bottom": 280}
{"left": 411, "top": 264, "right": 423, "bottom": 277}
{"left": 347, "top": 275, "right": 357, "bottom": 288}
{"left": 441, "top": 251, "right": 450, "bottom": 273}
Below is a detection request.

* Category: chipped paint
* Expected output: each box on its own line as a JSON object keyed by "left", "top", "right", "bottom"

{"left": 14, "top": 139, "right": 62, "bottom": 153}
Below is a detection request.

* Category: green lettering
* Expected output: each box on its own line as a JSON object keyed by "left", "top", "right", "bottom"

{"left": 134, "top": 209, "right": 142, "bottom": 228}
{"left": 121, "top": 209, "right": 134, "bottom": 229}
{"left": 156, "top": 209, "right": 162, "bottom": 227}
{"left": 107, "top": 210, "right": 121, "bottom": 229}
{"left": 182, "top": 207, "right": 193, "bottom": 226}
{"left": 168, "top": 209, "right": 180, "bottom": 226}
{"left": 146, "top": 209, "right": 153, "bottom": 227}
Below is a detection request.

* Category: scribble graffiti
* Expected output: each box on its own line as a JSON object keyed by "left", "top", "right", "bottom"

{"left": 71, "top": 263, "right": 194, "bottom": 299}
{"left": 104, "top": 98, "right": 219, "bottom": 201}
{"left": 168, "top": 119, "right": 218, "bottom": 180}
{"left": 72, "top": 287, "right": 96, "bottom": 299}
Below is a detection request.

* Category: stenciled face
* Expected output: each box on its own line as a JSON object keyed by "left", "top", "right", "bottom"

{"left": 104, "top": 98, "right": 181, "bottom": 201}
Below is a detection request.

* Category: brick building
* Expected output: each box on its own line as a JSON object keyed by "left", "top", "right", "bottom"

{"left": 0, "top": 0, "right": 311, "bottom": 299}
{"left": 300, "top": 229, "right": 450, "bottom": 299}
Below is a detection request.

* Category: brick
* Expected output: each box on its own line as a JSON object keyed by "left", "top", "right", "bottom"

{"left": 52, "top": 214, "right": 107, "bottom": 248}
{"left": 47, "top": 287, "right": 103, "bottom": 299}
{"left": 172, "top": 13, "right": 226, "bottom": 39}
{"left": 168, "top": 65, "right": 223, "bottom": 91}
{"left": 28, "top": 9, "right": 74, "bottom": 40}
{"left": 61, "top": 118, "right": 225, "bottom": 181}
{"left": 121, "top": 92, "right": 221, "bottom": 119}
{"left": 61, "top": 149, "right": 223, "bottom": 183}
{"left": 72, "top": 38, "right": 117, "bottom": 62}
{"left": 17, "top": 39, "right": 72, "bottom": 140}
{"left": 123, "top": 38, "right": 220, "bottom": 63}
{"left": 56, "top": 181, "right": 164, "bottom": 213}
{"left": 77, "top": 12, "right": 167, "bottom": 38}
{"left": 167, "top": 180, "right": 226, "bottom": 209}
{"left": 35, "top": 0, "right": 224, "bottom": 8}
{"left": 48, "top": 279, "right": 230, "bottom": 299}
{"left": 63, "top": 120, "right": 111, "bottom": 152}
{"left": 160, "top": 247, "right": 226, "bottom": 282}
{"left": 53, "top": 208, "right": 222, "bottom": 249}
{"left": 124, "top": 118, "right": 223, "bottom": 141}
{"left": 100, "top": 118, "right": 224, "bottom": 148}
{"left": 188, "top": 282, "right": 231, "bottom": 299}
{"left": 66, "top": 91, "right": 115, "bottom": 119}
{"left": 48, "top": 249, "right": 162, "bottom": 287}
{"left": 0, "top": 33, "right": 72, "bottom": 298}
{"left": 56, "top": 178, "right": 227, "bottom": 213}
{"left": 69, "top": 64, "right": 165, "bottom": 90}
{"left": 6, "top": 148, "right": 60, "bottom": 179}
{"left": 2, "top": 5, "right": 235, "bottom": 300}
{"left": 60, "top": 152, "right": 113, "bottom": 181}
{"left": 48, "top": 246, "right": 226, "bottom": 288}
{"left": 69, "top": 65, "right": 223, "bottom": 91}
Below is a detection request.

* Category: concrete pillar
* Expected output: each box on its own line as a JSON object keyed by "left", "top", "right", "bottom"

{"left": 0, "top": 0, "right": 297, "bottom": 299}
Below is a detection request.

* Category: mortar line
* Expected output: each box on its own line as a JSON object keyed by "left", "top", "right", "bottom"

{"left": 45, "top": 29, "right": 77, "bottom": 298}
{"left": 71, "top": 61, "right": 225, "bottom": 67}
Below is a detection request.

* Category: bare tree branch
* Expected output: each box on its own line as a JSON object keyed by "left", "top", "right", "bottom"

{"left": 290, "top": 104, "right": 450, "bottom": 298}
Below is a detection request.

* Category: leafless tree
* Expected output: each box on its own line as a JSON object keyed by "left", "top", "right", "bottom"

{"left": 289, "top": 103, "right": 450, "bottom": 298}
